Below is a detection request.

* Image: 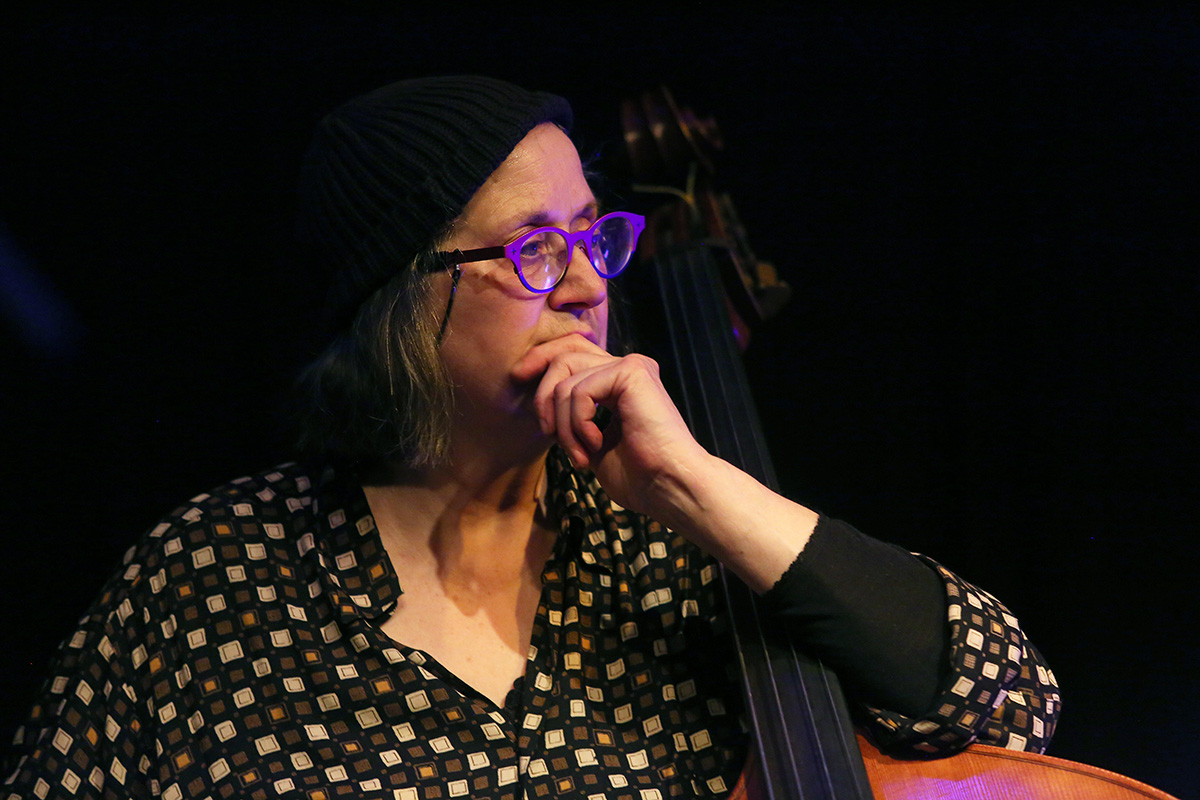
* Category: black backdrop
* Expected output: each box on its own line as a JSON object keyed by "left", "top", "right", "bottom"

{"left": 2, "top": 8, "right": 1196, "bottom": 796}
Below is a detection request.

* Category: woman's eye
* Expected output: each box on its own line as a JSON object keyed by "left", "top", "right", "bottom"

{"left": 520, "top": 233, "right": 549, "bottom": 258}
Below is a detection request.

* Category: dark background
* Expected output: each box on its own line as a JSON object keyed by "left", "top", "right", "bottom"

{"left": 2, "top": 7, "right": 1196, "bottom": 797}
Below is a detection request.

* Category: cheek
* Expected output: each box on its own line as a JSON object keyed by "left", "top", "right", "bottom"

{"left": 441, "top": 295, "right": 544, "bottom": 381}
{"left": 453, "top": 275, "right": 542, "bottom": 339}
{"left": 597, "top": 301, "right": 610, "bottom": 350}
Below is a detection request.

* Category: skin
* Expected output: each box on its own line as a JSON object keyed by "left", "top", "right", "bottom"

{"left": 366, "top": 123, "right": 819, "bottom": 707}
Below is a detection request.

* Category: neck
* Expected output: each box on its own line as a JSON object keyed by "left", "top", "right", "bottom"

{"left": 363, "top": 441, "right": 555, "bottom": 585}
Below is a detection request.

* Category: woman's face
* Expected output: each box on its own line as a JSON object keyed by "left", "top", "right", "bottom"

{"left": 436, "top": 123, "right": 609, "bottom": 435}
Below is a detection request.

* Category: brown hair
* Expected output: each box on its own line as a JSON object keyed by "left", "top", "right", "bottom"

{"left": 293, "top": 245, "right": 454, "bottom": 471}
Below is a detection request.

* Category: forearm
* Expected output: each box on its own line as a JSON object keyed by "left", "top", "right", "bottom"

{"left": 646, "top": 452, "right": 819, "bottom": 593}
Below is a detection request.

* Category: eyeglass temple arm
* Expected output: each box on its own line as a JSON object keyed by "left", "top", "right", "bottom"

{"left": 438, "top": 246, "right": 506, "bottom": 267}
{"left": 436, "top": 265, "right": 463, "bottom": 344}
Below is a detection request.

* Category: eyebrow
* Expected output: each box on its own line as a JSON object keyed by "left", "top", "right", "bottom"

{"left": 513, "top": 201, "right": 599, "bottom": 230}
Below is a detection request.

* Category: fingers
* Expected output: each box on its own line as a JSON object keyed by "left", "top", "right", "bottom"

{"left": 512, "top": 337, "right": 668, "bottom": 469}
{"left": 510, "top": 334, "right": 607, "bottom": 384}
{"left": 549, "top": 354, "right": 662, "bottom": 469}
{"left": 554, "top": 368, "right": 610, "bottom": 468}
{"left": 525, "top": 347, "right": 613, "bottom": 436}
{"left": 540, "top": 353, "right": 610, "bottom": 464}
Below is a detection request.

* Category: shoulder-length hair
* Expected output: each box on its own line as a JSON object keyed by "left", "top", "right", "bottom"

{"left": 292, "top": 245, "right": 453, "bottom": 472}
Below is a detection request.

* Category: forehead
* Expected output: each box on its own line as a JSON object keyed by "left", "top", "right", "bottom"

{"left": 461, "top": 124, "right": 595, "bottom": 231}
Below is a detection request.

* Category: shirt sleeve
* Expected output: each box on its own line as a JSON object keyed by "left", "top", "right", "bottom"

{"left": 760, "top": 516, "right": 1060, "bottom": 757}
{"left": 4, "top": 544, "right": 154, "bottom": 799}
{"left": 860, "top": 557, "right": 1061, "bottom": 756}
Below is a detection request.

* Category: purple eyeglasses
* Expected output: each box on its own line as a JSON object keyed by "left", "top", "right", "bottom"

{"left": 432, "top": 211, "right": 645, "bottom": 341}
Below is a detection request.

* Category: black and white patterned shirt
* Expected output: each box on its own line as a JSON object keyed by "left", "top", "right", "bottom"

{"left": 4, "top": 451, "right": 1059, "bottom": 799}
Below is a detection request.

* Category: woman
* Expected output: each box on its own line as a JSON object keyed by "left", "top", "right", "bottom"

{"left": 5, "top": 76, "right": 1058, "bottom": 799}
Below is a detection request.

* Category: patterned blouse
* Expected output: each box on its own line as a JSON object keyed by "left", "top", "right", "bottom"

{"left": 5, "top": 451, "right": 1059, "bottom": 799}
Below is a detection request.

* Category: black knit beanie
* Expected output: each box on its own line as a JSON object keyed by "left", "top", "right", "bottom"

{"left": 297, "top": 75, "right": 574, "bottom": 332}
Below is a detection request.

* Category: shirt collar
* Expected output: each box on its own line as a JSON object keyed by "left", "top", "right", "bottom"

{"left": 544, "top": 447, "right": 618, "bottom": 575}
{"left": 312, "top": 463, "right": 402, "bottom": 622}
{"left": 311, "top": 449, "right": 623, "bottom": 625}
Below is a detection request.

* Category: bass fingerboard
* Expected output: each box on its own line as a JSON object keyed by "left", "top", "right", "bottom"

{"left": 648, "top": 243, "right": 874, "bottom": 800}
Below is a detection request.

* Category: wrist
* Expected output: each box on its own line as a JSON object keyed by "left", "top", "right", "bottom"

{"left": 649, "top": 455, "right": 818, "bottom": 593}
{"left": 643, "top": 446, "right": 722, "bottom": 534}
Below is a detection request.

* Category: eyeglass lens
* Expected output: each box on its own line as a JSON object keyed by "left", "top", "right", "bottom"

{"left": 519, "top": 215, "right": 638, "bottom": 291}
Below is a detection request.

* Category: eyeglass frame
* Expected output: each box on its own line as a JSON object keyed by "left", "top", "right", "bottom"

{"left": 429, "top": 211, "right": 645, "bottom": 342}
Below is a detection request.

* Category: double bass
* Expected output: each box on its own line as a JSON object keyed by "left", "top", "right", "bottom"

{"left": 616, "top": 87, "right": 1178, "bottom": 800}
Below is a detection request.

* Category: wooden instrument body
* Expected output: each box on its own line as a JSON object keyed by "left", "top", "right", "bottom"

{"left": 728, "top": 736, "right": 1181, "bottom": 799}
{"left": 856, "top": 735, "right": 1180, "bottom": 800}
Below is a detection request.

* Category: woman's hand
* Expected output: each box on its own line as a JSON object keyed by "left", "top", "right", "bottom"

{"left": 511, "top": 336, "right": 711, "bottom": 521}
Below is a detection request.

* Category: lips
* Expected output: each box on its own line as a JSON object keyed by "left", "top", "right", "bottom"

{"left": 551, "top": 329, "right": 599, "bottom": 346}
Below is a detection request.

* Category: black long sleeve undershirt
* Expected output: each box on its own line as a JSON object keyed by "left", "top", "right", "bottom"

{"left": 760, "top": 516, "right": 949, "bottom": 718}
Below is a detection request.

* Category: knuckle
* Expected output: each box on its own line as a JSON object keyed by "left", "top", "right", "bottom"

{"left": 628, "top": 353, "right": 658, "bottom": 373}
{"left": 567, "top": 382, "right": 588, "bottom": 405}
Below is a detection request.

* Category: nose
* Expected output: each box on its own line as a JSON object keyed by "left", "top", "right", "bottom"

{"left": 549, "top": 242, "right": 607, "bottom": 314}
